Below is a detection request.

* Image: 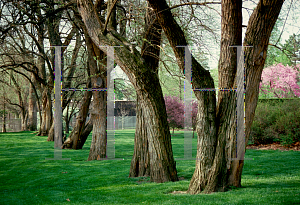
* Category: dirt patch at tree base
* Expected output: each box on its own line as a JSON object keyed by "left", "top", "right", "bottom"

{"left": 246, "top": 142, "right": 300, "bottom": 151}
{"left": 170, "top": 191, "right": 188, "bottom": 194}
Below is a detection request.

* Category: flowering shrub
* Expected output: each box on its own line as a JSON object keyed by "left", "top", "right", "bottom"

{"left": 259, "top": 63, "right": 300, "bottom": 98}
{"left": 164, "top": 95, "right": 198, "bottom": 136}
{"left": 164, "top": 95, "right": 184, "bottom": 134}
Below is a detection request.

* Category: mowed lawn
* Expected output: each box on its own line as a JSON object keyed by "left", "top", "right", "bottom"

{"left": 0, "top": 130, "right": 299, "bottom": 205}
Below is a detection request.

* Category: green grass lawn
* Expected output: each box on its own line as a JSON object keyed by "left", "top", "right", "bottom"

{"left": 0, "top": 130, "right": 299, "bottom": 205}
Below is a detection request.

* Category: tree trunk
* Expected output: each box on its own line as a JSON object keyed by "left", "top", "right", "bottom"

{"left": 88, "top": 91, "right": 107, "bottom": 160}
{"left": 148, "top": 0, "right": 284, "bottom": 193}
{"left": 2, "top": 101, "right": 6, "bottom": 133}
{"left": 85, "top": 36, "right": 108, "bottom": 161}
{"left": 47, "top": 123, "right": 55, "bottom": 141}
{"left": 129, "top": 5, "right": 162, "bottom": 178}
{"left": 129, "top": 96, "right": 150, "bottom": 177}
{"left": 21, "top": 110, "right": 28, "bottom": 131}
{"left": 229, "top": 0, "right": 284, "bottom": 188}
{"left": 78, "top": 0, "right": 178, "bottom": 182}
{"left": 27, "top": 74, "right": 37, "bottom": 131}
{"left": 65, "top": 114, "right": 70, "bottom": 134}
{"left": 62, "top": 90, "right": 92, "bottom": 149}
{"left": 10, "top": 73, "right": 29, "bottom": 132}
{"left": 77, "top": 118, "right": 93, "bottom": 149}
{"left": 41, "top": 89, "right": 53, "bottom": 137}
{"left": 148, "top": 0, "right": 216, "bottom": 186}
{"left": 193, "top": 0, "right": 243, "bottom": 193}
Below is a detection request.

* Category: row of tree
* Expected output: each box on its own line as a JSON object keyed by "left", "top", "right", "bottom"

{"left": 0, "top": 0, "right": 297, "bottom": 194}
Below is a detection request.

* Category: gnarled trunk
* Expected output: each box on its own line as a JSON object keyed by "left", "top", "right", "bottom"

{"left": 88, "top": 93, "right": 107, "bottom": 160}
{"left": 129, "top": 3, "right": 161, "bottom": 178}
{"left": 148, "top": 0, "right": 284, "bottom": 193}
{"left": 78, "top": 0, "right": 178, "bottom": 182}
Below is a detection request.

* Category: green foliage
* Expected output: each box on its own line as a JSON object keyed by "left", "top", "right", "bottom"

{"left": 114, "top": 79, "right": 125, "bottom": 100}
{"left": 0, "top": 131, "right": 300, "bottom": 204}
{"left": 0, "top": 109, "right": 8, "bottom": 118}
{"left": 282, "top": 34, "right": 300, "bottom": 65}
{"left": 250, "top": 99, "right": 300, "bottom": 146}
{"left": 265, "top": 20, "right": 293, "bottom": 67}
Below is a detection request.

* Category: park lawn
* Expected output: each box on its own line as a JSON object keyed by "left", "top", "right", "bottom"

{"left": 0, "top": 130, "right": 299, "bottom": 205}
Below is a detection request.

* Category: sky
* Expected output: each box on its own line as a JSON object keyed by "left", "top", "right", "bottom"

{"left": 105, "top": 0, "right": 300, "bottom": 83}
{"left": 207, "top": 0, "right": 300, "bottom": 70}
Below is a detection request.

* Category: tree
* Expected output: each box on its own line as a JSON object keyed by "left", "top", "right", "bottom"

{"left": 78, "top": 0, "right": 178, "bottom": 182}
{"left": 164, "top": 95, "right": 184, "bottom": 134}
{"left": 0, "top": 0, "right": 80, "bottom": 138}
{"left": 27, "top": 73, "right": 37, "bottom": 131}
{"left": 260, "top": 63, "right": 300, "bottom": 98}
{"left": 283, "top": 34, "right": 300, "bottom": 65}
{"left": 0, "top": 96, "right": 7, "bottom": 133}
{"left": 147, "top": 0, "right": 284, "bottom": 193}
{"left": 62, "top": 88, "right": 92, "bottom": 149}
{"left": 130, "top": 3, "right": 164, "bottom": 179}
{"left": 118, "top": 103, "right": 129, "bottom": 130}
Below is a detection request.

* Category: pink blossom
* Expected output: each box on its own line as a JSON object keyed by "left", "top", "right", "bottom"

{"left": 260, "top": 63, "right": 300, "bottom": 98}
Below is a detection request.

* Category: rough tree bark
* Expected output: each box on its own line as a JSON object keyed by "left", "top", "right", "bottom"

{"left": 148, "top": 0, "right": 216, "bottom": 186}
{"left": 147, "top": 0, "right": 284, "bottom": 193}
{"left": 41, "top": 89, "right": 53, "bottom": 136}
{"left": 129, "top": 95, "right": 150, "bottom": 177}
{"left": 199, "top": 0, "right": 242, "bottom": 193}
{"left": 86, "top": 36, "right": 108, "bottom": 161}
{"left": 230, "top": 0, "right": 284, "bottom": 188}
{"left": 129, "top": 5, "right": 162, "bottom": 178}
{"left": 77, "top": 0, "right": 178, "bottom": 182}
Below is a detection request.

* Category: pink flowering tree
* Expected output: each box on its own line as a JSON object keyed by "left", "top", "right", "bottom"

{"left": 259, "top": 63, "right": 300, "bottom": 98}
{"left": 164, "top": 95, "right": 184, "bottom": 134}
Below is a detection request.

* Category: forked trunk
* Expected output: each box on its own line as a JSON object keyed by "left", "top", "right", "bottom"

{"left": 62, "top": 90, "right": 92, "bottom": 149}
{"left": 78, "top": 0, "right": 178, "bottom": 182}
{"left": 148, "top": 0, "right": 283, "bottom": 193}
